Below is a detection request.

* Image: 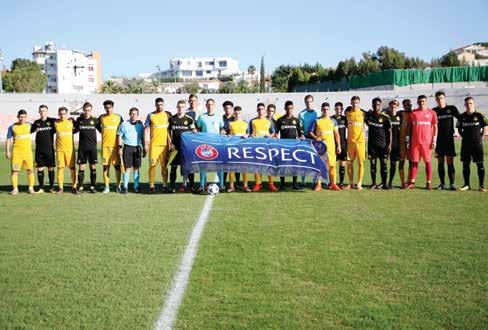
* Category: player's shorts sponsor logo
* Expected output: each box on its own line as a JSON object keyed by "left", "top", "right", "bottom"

{"left": 195, "top": 144, "right": 219, "bottom": 160}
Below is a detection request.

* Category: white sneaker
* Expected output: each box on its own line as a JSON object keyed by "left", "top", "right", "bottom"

{"left": 37, "top": 188, "right": 45, "bottom": 194}
{"left": 10, "top": 189, "right": 19, "bottom": 195}
{"left": 459, "top": 185, "right": 470, "bottom": 191}
{"left": 28, "top": 188, "right": 35, "bottom": 194}
{"left": 102, "top": 187, "right": 110, "bottom": 194}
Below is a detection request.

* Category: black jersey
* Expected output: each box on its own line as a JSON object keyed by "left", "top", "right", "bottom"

{"left": 31, "top": 117, "right": 56, "bottom": 152}
{"left": 433, "top": 105, "right": 460, "bottom": 142}
{"left": 366, "top": 111, "right": 391, "bottom": 149}
{"left": 331, "top": 114, "right": 347, "bottom": 149}
{"left": 74, "top": 115, "right": 100, "bottom": 150}
{"left": 387, "top": 112, "right": 401, "bottom": 149}
{"left": 456, "top": 111, "right": 486, "bottom": 144}
{"left": 169, "top": 114, "right": 195, "bottom": 149}
{"left": 275, "top": 116, "right": 304, "bottom": 139}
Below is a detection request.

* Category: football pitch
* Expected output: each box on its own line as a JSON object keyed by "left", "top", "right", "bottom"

{"left": 1, "top": 143, "right": 488, "bottom": 329}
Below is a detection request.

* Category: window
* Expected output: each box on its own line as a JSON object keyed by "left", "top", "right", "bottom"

{"left": 88, "top": 66, "right": 94, "bottom": 71}
{"left": 197, "top": 62, "right": 202, "bottom": 68}
{"left": 206, "top": 70, "right": 212, "bottom": 74}
{"left": 182, "top": 70, "right": 192, "bottom": 77}
{"left": 196, "top": 71, "right": 203, "bottom": 77}
{"left": 88, "top": 77, "right": 94, "bottom": 83}
{"left": 205, "top": 61, "right": 214, "bottom": 66}
{"left": 218, "top": 60, "right": 227, "bottom": 67}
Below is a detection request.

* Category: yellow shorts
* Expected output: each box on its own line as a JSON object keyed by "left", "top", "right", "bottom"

{"left": 102, "top": 146, "right": 121, "bottom": 166}
{"left": 327, "top": 150, "right": 337, "bottom": 165}
{"left": 12, "top": 153, "right": 34, "bottom": 171}
{"left": 149, "top": 145, "right": 169, "bottom": 167}
{"left": 347, "top": 142, "right": 366, "bottom": 162}
{"left": 57, "top": 150, "right": 75, "bottom": 168}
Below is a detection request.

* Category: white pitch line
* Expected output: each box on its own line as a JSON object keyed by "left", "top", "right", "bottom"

{"left": 155, "top": 194, "right": 215, "bottom": 330}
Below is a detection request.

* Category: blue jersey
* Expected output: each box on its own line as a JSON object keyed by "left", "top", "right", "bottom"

{"left": 117, "top": 120, "right": 144, "bottom": 146}
{"left": 196, "top": 113, "right": 224, "bottom": 134}
{"left": 299, "top": 109, "right": 318, "bottom": 136}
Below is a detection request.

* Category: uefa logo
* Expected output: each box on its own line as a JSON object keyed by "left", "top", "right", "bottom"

{"left": 195, "top": 144, "right": 219, "bottom": 160}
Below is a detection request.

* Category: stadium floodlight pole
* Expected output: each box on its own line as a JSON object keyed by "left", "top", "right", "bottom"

{"left": 0, "top": 49, "right": 3, "bottom": 93}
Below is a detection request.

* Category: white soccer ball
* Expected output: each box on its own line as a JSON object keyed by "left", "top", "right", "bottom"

{"left": 207, "top": 183, "right": 220, "bottom": 195}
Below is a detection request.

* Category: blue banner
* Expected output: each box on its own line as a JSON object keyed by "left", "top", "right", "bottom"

{"left": 180, "top": 132, "right": 328, "bottom": 179}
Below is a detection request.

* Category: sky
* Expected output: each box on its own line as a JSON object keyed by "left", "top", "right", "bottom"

{"left": 1, "top": 0, "right": 487, "bottom": 78}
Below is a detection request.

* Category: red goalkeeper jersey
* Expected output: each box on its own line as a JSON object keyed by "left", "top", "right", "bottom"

{"left": 408, "top": 108, "right": 437, "bottom": 145}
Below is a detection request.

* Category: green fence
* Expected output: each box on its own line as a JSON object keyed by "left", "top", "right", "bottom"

{"left": 295, "top": 66, "right": 488, "bottom": 92}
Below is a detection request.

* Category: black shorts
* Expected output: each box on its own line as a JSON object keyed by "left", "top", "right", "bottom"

{"left": 461, "top": 142, "right": 484, "bottom": 163}
{"left": 435, "top": 137, "right": 456, "bottom": 157}
{"left": 390, "top": 144, "right": 400, "bottom": 161}
{"left": 123, "top": 145, "right": 142, "bottom": 168}
{"left": 336, "top": 144, "right": 348, "bottom": 161}
{"left": 35, "top": 149, "right": 55, "bottom": 167}
{"left": 77, "top": 148, "right": 98, "bottom": 164}
{"left": 368, "top": 146, "right": 388, "bottom": 160}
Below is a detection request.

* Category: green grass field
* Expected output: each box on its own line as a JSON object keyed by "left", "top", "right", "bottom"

{"left": 1, "top": 142, "right": 487, "bottom": 329}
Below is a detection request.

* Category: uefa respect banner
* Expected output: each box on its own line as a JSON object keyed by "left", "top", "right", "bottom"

{"left": 180, "top": 132, "right": 328, "bottom": 179}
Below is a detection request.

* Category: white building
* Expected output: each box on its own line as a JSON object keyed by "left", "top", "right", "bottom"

{"left": 453, "top": 43, "right": 488, "bottom": 66}
{"left": 33, "top": 42, "right": 103, "bottom": 94}
{"left": 158, "top": 56, "right": 241, "bottom": 80}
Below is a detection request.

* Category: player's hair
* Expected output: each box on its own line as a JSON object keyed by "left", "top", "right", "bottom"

{"left": 83, "top": 102, "right": 92, "bottom": 109}
{"left": 417, "top": 95, "right": 427, "bottom": 101}
{"left": 389, "top": 99, "right": 399, "bottom": 106}
{"left": 39, "top": 104, "right": 48, "bottom": 110}
{"left": 58, "top": 106, "right": 68, "bottom": 113}
{"left": 177, "top": 100, "right": 186, "bottom": 106}
{"left": 155, "top": 97, "right": 164, "bottom": 104}
{"left": 223, "top": 100, "right": 234, "bottom": 108}
{"left": 372, "top": 97, "right": 382, "bottom": 104}
{"left": 284, "top": 100, "right": 294, "bottom": 108}
{"left": 257, "top": 102, "right": 265, "bottom": 108}
{"left": 234, "top": 106, "right": 242, "bottom": 111}
{"left": 402, "top": 98, "right": 411, "bottom": 105}
{"left": 267, "top": 104, "right": 276, "bottom": 110}
{"left": 103, "top": 100, "right": 114, "bottom": 107}
{"left": 351, "top": 95, "right": 360, "bottom": 102}
{"left": 206, "top": 98, "right": 215, "bottom": 104}
{"left": 464, "top": 96, "right": 474, "bottom": 102}
{"left": 17, "top": 109, "right": 27, "bottom": 116}
{"left": 304, "top": 94, "right": 314, "bottom": 102}
{"left": 129, "top": 107, "right": 139, "bottom": 114}
{"left": 334, "top": 102, "right": 343, "bottom": 108}
{"left": 435, "top": 91, "right": 445, "bottom": 98}
{"left": 188, "top": 94, "right": 198, "bottom": 100}
{"left": 321, "top": 102, "right": 330, "bottom": 108}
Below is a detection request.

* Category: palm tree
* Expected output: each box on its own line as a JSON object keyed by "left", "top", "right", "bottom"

{"left": 248, "top": 65, "right": 256, "bottom": 82}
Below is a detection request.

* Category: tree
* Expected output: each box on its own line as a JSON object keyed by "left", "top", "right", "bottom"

{"left": 376, "top": 46, "right": 406, "bottom": 70}
{"left": 259, "top": 56, "right": 266, "bottom": 93}
{"left": 271, "top": 65, "right": 293, "bottom": 92}
{"left": 247, "top": 65, "right": 256, "bottom": 80}
{"left": 357, "top": 52, "right": 380, "bottom": 75}
{"left": 178, "top": 82, "right": 199, "bottom": 94}
{"left": 2, "top": 58, "right": 47, "bottom": 92}
{"left": 440, "top": 51, "right": 461, "bottom": 67}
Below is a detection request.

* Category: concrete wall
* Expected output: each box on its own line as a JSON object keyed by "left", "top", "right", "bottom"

{"left": 1, "top": 87, "right": 487, "bottom": 140}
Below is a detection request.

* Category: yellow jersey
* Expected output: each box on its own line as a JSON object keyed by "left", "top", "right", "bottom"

{"left": 145, "top": 111, "right": 171, "bottom": 146}
{"left": 229, "top": 120, "right": 249, "bottom": 136}
{"left": 54, "top": 119, "right": 75, "bottom": 151}
{"left": 346, "top": 108, "right": 366, "bottom": 143}
{"left": 7, "top": 123, "right": 32, "bottom": 155}
{"left": 314, "top": 117, "right": 337, "bottom": 150}
{"left": 249, "top": 118, "right": 274, "bottom": 137}
{"left": 98, "top": 113, "right": 123, "bottom": 147}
